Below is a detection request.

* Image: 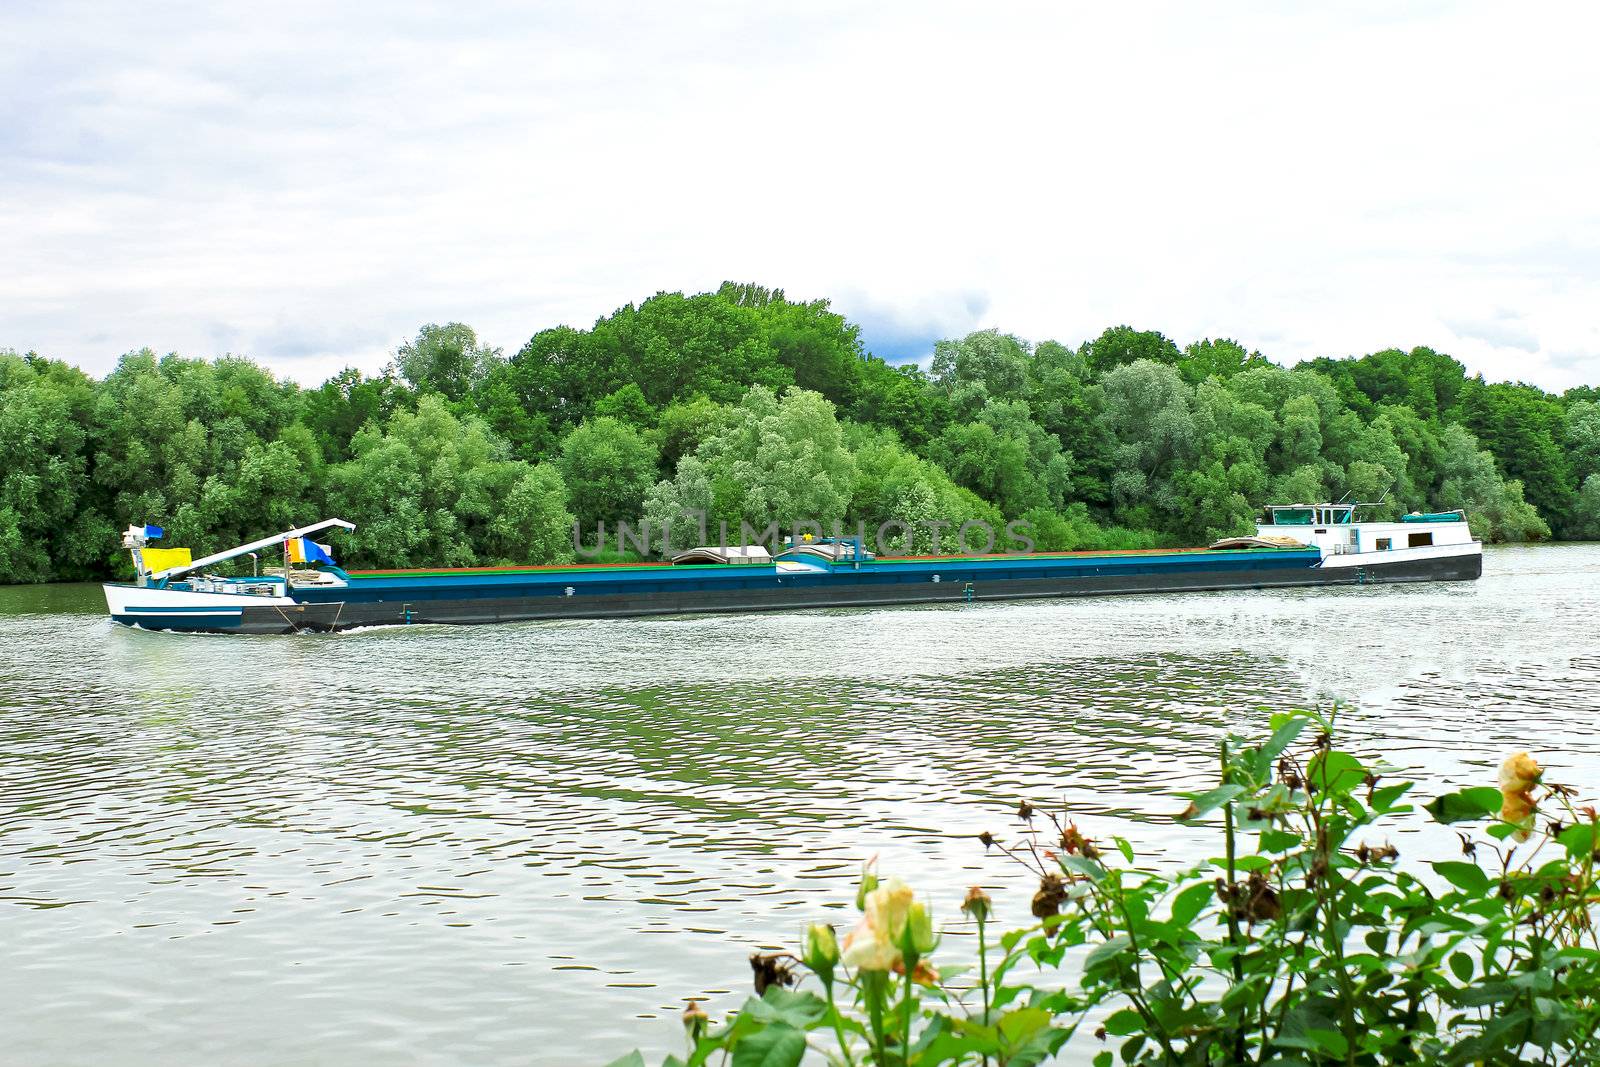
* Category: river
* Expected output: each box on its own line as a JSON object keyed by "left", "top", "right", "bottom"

{"left": 3, "top": 544, "right": 1598, "bottom": 1066}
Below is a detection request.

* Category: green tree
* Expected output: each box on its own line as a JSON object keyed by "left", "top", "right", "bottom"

{"left": 0, "top": 352, "right": 111, "bottom": 579}
{"left": 846, "top": 426, "right": 1001, "bottom": 554}
{"left": 483, "top": 463, "right": 574, "bottom": 565}
{"left": 326, "top": 395, "right": 572, "bottom": 566}
{"left": 930, "top": 330, "right": 1035, "bottom": 410}
{"left": 592, "top": 291, "right": 793, "bottom": 407}
{"left": 1434, "top": 424, "right": 1548, "bottom": 542}
{"left": 1568, "top": 474, "right": 1600, "bottom": 540}
{"left": 1098, "top": 359, "right": 1198, "bottom": 526}
{"left": 558, "top": 417, "right": 659, "bottom": 536}
{"left": 719, "top": 282, "right": 867, "bottom": 409}
{"left": 1564, "top": 400, "right": 1600, "bottom": 483}
{"left": 644, "top": 387, "right": 856, "bottom": 550}
{"left": 90, "top": 350, "right": 310, "bottom": 560}
{"left": 927, "top": 401, "right": 1071, "bottom": 517}
{"left": 1457, "top": 379, "right": 1572, "bottom": 526}
{"left": 471, "top": 361, "right": 552, "bottom": 461}
{"left": 394, "top": 322, "right": 504, "bottom": 403}
{"left": 850, "top": 359, "right": 949, "bottom": 451}
{"left": 1080, "top": 325, "right": 1182, "bottom": 377}
{"left": 652, "top": 395, "right": 729, "bottom": 472}
{"left": 1178, "top": 337, "right": 1271, "bottom": 383}
{"left": 1032, "top": 341, "right": 1113, "bottom": 507}
{"left": 302, "top": 367, "right": 414, "bottom": 464}
{"left": 592, "top": 383, "right": 656, "bottom": 429}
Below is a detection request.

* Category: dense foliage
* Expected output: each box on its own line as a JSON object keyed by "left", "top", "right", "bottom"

{"left": 2, "top": 282, "right": 1594, "bottom": 580}
{"left": 609, "top": 711, "right": 1600, "bottom": 1066}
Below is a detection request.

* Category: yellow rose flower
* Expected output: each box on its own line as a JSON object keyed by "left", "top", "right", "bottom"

{"left": 1498, "top": 751, "right": 1542, "bottom": 842}
{"left": 1498, "top": 751, "right": 1541, "bottom": 795}
{"left": 842, "top": 876, "right": 915, "bottom": 971}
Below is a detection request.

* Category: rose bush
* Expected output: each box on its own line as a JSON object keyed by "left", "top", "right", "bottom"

{"left": 606, "top": 708, "right": 1599, "bottom": 1066}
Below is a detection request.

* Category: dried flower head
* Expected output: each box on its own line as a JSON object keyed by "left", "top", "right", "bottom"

{"left": 1217, "top": 871, "right": 1281, "bottom": 924}
{"left": 1354, "top": 841, "right": 1400, "bottom": 866}
{"left": 961, "top": 885, "right": 993, "bottom": 924}
{"left": 1059, "top": 822, "right": 1100, "bottom": 859}
{"left": 749, "top": 952, "right": 796, "bottom": 995}
{"left": 1031, "top": 873, "right": 1067, "bottom": 918}
{"left": 898, "top": 958, "right": 941, "bottom": 986}
{"left": 682, "top": 1000, "right": 709, "bottom": 1038}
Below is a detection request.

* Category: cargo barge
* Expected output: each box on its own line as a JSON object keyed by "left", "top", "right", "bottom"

{"left": 102, "top": 503, "right": 1482, "bottom": 635}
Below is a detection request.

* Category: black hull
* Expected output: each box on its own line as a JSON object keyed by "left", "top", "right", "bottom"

{"left": 217, "top": 551, "right": 1481, "bottom": 636}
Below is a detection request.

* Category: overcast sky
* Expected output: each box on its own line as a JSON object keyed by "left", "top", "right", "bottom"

{"left": 3, "top": 1, "right": 1597, "bottom": 389}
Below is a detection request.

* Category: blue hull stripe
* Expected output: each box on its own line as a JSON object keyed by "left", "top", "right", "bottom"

{"left": 114, "top": 613, "right": 244, "bottom": 630}
{"left": 287, "top": 550, "right": 1324, "bottom": 606}
{"left": 123, "top": 605, "right": 247, "bottom": 614}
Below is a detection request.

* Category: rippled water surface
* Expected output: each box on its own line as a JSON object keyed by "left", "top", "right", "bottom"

{"left": 4, "top": 545, "right": 1599, "bottom": 1066}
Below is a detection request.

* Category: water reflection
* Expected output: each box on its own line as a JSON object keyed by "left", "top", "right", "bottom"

{"left": 1, "top": 546, "right": 1598, "bottom": 1065}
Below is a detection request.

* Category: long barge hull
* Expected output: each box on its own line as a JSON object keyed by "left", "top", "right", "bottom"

{"left": 104, "top": 545, "right": 1482, "bottom": 635}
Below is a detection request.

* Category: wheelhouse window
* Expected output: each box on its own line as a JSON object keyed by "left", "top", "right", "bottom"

{"left": 1375, "top": 537, "right": 1392, "bottom": 551}
{"left": 1408, "top": 532, "right": 1433, "bottom": 548}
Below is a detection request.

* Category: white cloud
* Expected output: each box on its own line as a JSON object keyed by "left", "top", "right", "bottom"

{"left": 1, "top": 1, "right": 1597, "bottom": 390}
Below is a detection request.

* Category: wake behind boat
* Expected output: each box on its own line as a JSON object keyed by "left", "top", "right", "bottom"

{"left": 102, "top": 503, "right": 1482, "bottom": 635}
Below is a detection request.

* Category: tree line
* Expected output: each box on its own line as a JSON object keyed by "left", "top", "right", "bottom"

{"left": 3, "top": 281, "right": 1597, "bottom": 582}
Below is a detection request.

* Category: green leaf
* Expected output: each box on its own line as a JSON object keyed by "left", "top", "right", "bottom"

{"left": 1370, "top": 781, "right": 1413, "bottom": 811}
{"left": 1177, "top": 783, "right": 1245, "bottom": 822}
{"left": 1449, "top": 952, "right": 1474, "bottom": 982}
{"left": 602, "top": 1054, "right": 646, "bottom": 1067}
{"left": 745, "top": 987, "right": 827, "bottom": 1029}
{"left": 1558, "top": 821, "right": 1597, "bottom": 857}
{"left": 1455, "top": 980, "right": 1516, "bottom": 1007}
{"left": 1113, "top": 835, "right": 1135, "bottom": 863}
{"left": 1170, "top": 881, "right": 1214, "bottom": 928}
{"left": 1277, "top": 1028, "right": 1349, "bottom": 1057}
{"left": 1432, "top": 860, "right": 1492, "bottom": 894}
{"left": 917, "top": 1025, "right": 993, "bottom": 1063}
{"left": 1083, "top": 934, "right": 1132, "bottom": 972}
{"left": 1060, "top": 854, "right": 1106, "bottom": 882}
{"left": 997, "top": 1007, "right": 1050, "bottom": 1043}
{"left": 1102, "top": 1007, "right": 1144, "bottom": 1037}
{"left": 1258, "top": 828, "right": 1301, "bottom": 853}
{"left": 1308, "top": 750, "right": 1365, "bottom": 795}
{"left": 1260, "top": 716, "right": 1308, "bottom": 763}
{"left": 1005, "top": 1023, "right": 1069, "bottom": 1067}
{"left": 1424, "top": 787, "right": 1502, "bottom": 824}
{"left": 1093, "top": 1053, "right": 1113, "bottom": 1067}
{"left": 731, "top": 1024, "right": 807, "bottom": 1067}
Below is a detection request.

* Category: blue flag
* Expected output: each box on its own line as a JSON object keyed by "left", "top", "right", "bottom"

{"left": 143, "top": 524, "right": 164, "bottom": 539}
{"left": 302, "top": 539, "right": 335, "bottom": 565}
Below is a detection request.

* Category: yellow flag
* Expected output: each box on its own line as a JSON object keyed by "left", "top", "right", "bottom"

{"left": 286, "top": 537, "right": 305, "bottom": 563}
{"left": 142, "top": 547, "right": 193, "bottom": 573}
